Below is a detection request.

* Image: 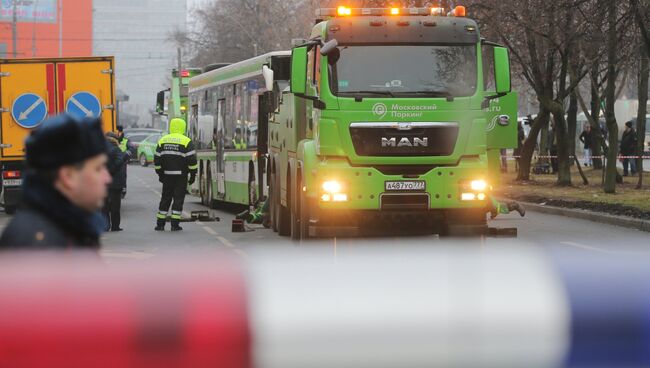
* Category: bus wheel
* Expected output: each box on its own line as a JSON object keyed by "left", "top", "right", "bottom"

{"left": 200, "top": 166, "right": 207, "bottom": 206}
{"left": 205, "top": 167, "right": 213, "bottom": 209}
{"left": 248, "top": 162, "right": 257, "bottom": 209}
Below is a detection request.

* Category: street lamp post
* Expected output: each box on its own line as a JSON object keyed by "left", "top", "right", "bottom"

{"left": 10, "top": 0, "right": 35, "bottom": 58}
{"left": 58, "top": 0, "right": 63, "bottom": 57}
{"left": 12, "top": 0, "right": 18, "bottom": 57}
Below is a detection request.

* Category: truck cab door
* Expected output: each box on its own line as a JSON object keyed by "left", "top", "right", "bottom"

{"left": 481, "top": 44, "right": 518, "bottom": 151}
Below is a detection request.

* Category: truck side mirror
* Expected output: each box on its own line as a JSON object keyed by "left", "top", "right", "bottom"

{"left": 493, "top": 47, "right": 511, "bottom": 94}
{"left": 290, "top": 46, "right": 308, "bottom": 95}
{"left": 262, "top": 65, "right": 274, "bottom": 92}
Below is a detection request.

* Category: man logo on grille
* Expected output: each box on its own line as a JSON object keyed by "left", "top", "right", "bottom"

{"left": 372, "top": 103, "right": 388, "bottom": 119}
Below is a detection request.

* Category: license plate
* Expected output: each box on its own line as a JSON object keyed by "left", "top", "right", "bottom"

{"left": 2, "top": 179, "right": 22, "bottom": 187}
{"left": 385, "top": 180, "right": 425, "bottom": 191}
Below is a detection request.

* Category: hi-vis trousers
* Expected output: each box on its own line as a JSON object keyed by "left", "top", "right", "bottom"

{"left": 156, "top": 175, "right": 188, "bottom": 225}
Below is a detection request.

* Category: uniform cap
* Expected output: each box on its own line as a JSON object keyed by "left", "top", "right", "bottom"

{"left": 25, "top": 114, "right": 108, "bottom": 170}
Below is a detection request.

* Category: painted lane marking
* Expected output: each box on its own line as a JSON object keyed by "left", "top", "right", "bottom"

{"left": 203, "top": 226, "right": 218, "bottom": 236}
{"left": 100, "top": 250, "right": 156, "bottom": 260}
{"left": 560, "top": 241, "right": 650, "bottom": 255}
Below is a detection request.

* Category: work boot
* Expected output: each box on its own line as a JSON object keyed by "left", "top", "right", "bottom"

{"left": 154, "top": 219, "right": 165, "bottom": 231}
{"left": 507, "top": 202, "right": 526, "bottom": 217}
{"left": 170, "top": 220, "right": 183, "bottom": 232}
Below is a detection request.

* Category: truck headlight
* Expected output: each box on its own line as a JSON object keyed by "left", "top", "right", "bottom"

{"left": 321, "top": 180, "right": 348, "bottom": 202}
{"left": 470, "top": 179, "right": 488, "bottom": 192}
{"left": 322, "top": 180, "right": 342, "bottom": 194}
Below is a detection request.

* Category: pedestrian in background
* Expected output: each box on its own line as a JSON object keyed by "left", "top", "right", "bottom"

{"left": 0, "top": 114, "right": 111, "bottom": 250}
{"left": 103, "top": 132, "right": 130, "bottom": 231}
{"left": 620, "top": 121, "right": 638, "bottom": 176}
{"left": 116, "top": 125, "right": 131, "bottom": 198}
{"left": 232, "top": 127, "right": 247, "bottom": 150}
{"left": 579, "top": 124, "right": 594, "bottom": 167}
{"left": 514, "top": 120, "right": 526, "bottom": 172}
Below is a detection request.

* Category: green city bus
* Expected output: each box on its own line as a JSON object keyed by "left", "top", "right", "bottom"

{"left": 186, "top": 53, "right": 290, "bottom": 207}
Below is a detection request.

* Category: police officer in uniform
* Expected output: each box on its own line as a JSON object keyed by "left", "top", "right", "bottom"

{"left": 0, "top": 114, "right": 111, "bottom": 249}
{"left": 232, "top": 127, "right": 247, "bottom": 150}
{"left": 154, "top": 118, "right": 198, "bottom": 231}
{"left": 116, "top": 125, "right": 130, "bottom": 153}
{"left": 116, "top": 125, "right": 131, "bottom": 198}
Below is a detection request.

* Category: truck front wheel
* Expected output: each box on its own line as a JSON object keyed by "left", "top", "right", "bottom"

{"left": 439, "top": 209, "right": 488, "bottom": 237}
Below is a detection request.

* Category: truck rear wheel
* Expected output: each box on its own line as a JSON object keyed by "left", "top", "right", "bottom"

{"left": 290, "top": 175, "right": 300, "bottom": 240}
{"left": 275, "top": 170, "right": 291, "bottom": 236}
{"left": 270, "top": 170, "right": 278, "bottom": 232}
{"left": 298, "top": 176, "right": 310, "bottom": 240}
{"left": 5, "top": 205, "right": 16, "bottom": 215}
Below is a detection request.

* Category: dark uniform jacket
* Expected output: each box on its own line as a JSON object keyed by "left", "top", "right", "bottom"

{"left": 0, "top": 174, "right": 104, "bottom": 250}
{"left": 106, "top": 137, "right": 129, "bottom": 190}
{"left": 154, "top": 119, "right": 198, "bottom": 177}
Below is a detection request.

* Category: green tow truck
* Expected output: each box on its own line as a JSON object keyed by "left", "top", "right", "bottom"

{"left": 265, "top": 5, "right": 518, "bottom": 238}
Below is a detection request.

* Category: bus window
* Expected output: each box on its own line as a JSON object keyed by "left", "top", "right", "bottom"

{"left": 189, "top": 104, "right": 199, "bottom": 143}
{"left": 217, "top": 99, "right": 226, "bottom": 172}
{"left": 225, "top": 85, "right": 236, "bottom": 148}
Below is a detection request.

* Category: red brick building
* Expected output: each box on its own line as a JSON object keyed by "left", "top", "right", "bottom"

{"left": 0, "top": 0, "right": 92, "bottom": 58}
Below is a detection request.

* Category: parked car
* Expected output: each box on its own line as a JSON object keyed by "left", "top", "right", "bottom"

{"left": 124, "top": 130, "right": 162, "bottom": 162}
{"left": 136, "top": 133, "right": 163, "bottom": 167}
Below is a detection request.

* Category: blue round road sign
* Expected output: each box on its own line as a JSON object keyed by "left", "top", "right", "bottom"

{"left": 66, "top": 92, "right": 102, "bottom": 120}
{"left": 11, "top": 93, "right": 47, "bottom": 129}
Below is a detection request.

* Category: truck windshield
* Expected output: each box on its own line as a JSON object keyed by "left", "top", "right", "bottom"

{"left": 332, "top": 45, "right": 477, "bottom": 98}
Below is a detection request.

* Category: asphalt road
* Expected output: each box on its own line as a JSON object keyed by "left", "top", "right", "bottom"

{"left": 0, "top": 165, "right": 648, "bottom": 263}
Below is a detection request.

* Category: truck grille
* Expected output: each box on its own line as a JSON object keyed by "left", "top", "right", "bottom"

{"left": 349, "top": 122, "right": 458, "bottom": 157}
{"left": 380, "top": 193, "right": 430, "bottom": 210}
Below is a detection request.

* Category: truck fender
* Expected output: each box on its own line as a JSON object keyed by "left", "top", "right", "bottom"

{"left": 297, "top": 140, "right": 319, "bottom": 198}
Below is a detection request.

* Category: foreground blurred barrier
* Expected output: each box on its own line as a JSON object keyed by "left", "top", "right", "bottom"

{"left": 0, "top": 252, "right": 250, "bottom": 368}
{"left": 0, "top": 244, "right": 649, "bottom": 367}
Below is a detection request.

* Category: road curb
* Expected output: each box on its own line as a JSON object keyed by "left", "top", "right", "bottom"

{"left": 513, "top": 200, "right": 650, "bottom": 233}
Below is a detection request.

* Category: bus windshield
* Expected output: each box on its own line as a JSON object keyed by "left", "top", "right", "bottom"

{"left": 332, "top": 45, "right": 477, "bottom": 98}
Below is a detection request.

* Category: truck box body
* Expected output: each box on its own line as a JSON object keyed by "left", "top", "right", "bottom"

{"left": 0, "top": 57, "right": 116, "bottom": 213}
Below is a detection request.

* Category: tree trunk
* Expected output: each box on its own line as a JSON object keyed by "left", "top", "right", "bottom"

{"left": 552, "top": 109, "right": 573, "bottom": 186}
{"left": 603, "top": 0, "right": 619, "bottom": 194}
{"left": 589, "top": 67, "right": 604, "bottom": 169}
{"left": 538, "top": 120, "right": 549, "bottom": 165}
{"left": 517, "top": 107, "right": 550, "bottom": 181}
{"left": 568, "top": 90, "right": 578, "bottom": 166}
{"left": 636, "top": 45, "right": 649, "bottom": 189}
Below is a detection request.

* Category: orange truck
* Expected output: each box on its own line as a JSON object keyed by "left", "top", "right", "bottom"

{"left": 0, "top": 57, "right": 116, "bottom": 214}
